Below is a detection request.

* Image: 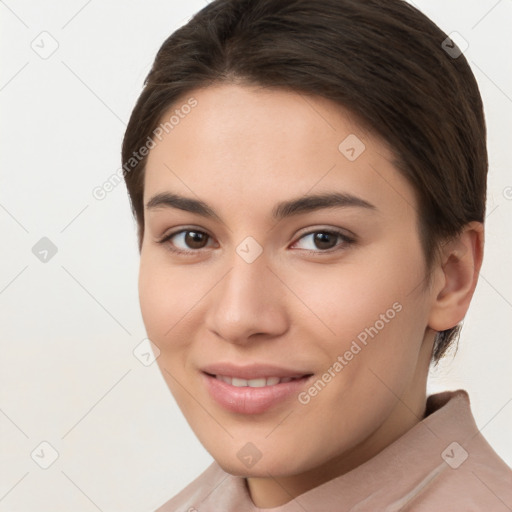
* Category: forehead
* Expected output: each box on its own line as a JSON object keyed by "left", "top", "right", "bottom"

{"left": 144, "top": 84, "right": 417, "bottom": 223}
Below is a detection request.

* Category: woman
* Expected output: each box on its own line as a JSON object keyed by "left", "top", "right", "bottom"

{"left": 121, "top": 0, "right": 512, "bottom": 509}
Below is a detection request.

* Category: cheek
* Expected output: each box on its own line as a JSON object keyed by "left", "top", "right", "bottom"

{"left": 294, "top": 243, "right": 429, "bottom": 371}
{"left": 295, "top": 254, "right": 422, "bottom": 335}
{"left": 292, "top": 263, "right": 428, "bottom": 438}
{"left": 138, "top": 255, "right": 198, "bottom": 347}
{"left": 138, "top": 257, "right": 200, "bottom": 404}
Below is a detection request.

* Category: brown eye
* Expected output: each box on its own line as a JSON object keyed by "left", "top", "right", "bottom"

{"left": 312, "top": 232, "right": 338, "bottom": 250}
{"left": 293, "top": 229, "right": 355, "bottom": 254}
{"left": 158, "top": 229, "right": 213, "bottom": 254}
{"left": 182, "top": 230, "right": 209, "bottom": 249}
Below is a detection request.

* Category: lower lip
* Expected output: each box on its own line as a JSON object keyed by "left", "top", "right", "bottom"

{"left": 202, "top": 372, "right": 313, "bottom": 415}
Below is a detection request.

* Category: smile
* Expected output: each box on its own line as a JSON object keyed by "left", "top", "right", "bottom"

{"left": 202, "top": 371, "right": 313, "bottom": 414}
{"left": 212, "top": 374, "right": 304, "bottom": 387}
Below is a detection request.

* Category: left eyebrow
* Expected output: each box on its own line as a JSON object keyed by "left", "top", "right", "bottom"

{"left": 145, "top": 191, "right": 378, "bottom": 222}
{"left": 272, "top": 192, "right": 377, "bottom": 220}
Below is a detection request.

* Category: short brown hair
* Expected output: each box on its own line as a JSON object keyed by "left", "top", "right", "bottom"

{"left": 122, "top": 0, "right": 487, "bottom": 364}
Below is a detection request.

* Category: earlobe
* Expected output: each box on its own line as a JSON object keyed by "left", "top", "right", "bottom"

{"left": 427, "top": 221, "right": 484, "bottom": 332}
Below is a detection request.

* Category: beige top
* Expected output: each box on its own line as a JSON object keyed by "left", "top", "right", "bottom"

{"left": 155, "top": 389, "right": 512, "bottom": 511}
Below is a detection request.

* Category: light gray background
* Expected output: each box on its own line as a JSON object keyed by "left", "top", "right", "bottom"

{"left": 1, "top": 1, "right": 511, "bottom": 510}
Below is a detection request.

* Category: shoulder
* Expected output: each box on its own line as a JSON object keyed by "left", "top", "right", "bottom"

{"left": 415, "top": 440, "right": 512, "bottom": 511}
{"left": 414, "top": 390, "right": 512, "bottom": 510}
{"left": 154, "top": 461, "right": 227, "bottom": 512}
{"left": 446, "top": 431, "right": 512, "bottom": 507}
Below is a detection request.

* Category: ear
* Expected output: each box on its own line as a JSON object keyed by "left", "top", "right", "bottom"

{"left": 427, "top": 221, "right": 485, "bottom": 332}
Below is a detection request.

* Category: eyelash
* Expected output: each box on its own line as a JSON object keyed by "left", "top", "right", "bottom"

{"left": 156, "top": 227, "right": 356, "bottom": 256}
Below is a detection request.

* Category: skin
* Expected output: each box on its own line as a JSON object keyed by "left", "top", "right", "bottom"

{"left": 138, "top": 83, "right": 484, "bottom": 508}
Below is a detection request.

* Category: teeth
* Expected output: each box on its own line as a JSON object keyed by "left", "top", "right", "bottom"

{"left": 215, "top": 375, "right": 300, "bottom": 387}
{"left": 247, "top": 378, "right": 267, "bottom": 388}
{"left": 232, "top": 377, "right": 251, "bottom": 387}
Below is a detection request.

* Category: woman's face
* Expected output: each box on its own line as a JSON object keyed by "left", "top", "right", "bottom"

{"left": 139, "top": 84, "right": 438, "bottom": 483}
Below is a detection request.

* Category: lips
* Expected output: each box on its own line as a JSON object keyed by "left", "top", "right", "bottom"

{"left": 213, "top": 375, "right": 300, "bottom": 387}
{"left": 201, "top": 362, "right": 312, "bottom": 380}
{"left": 200, "top": 362, "right": 314, "bottom": 414}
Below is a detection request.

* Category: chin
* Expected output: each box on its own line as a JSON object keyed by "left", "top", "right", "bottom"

{"left": 210, "top": 447, "right": 309, "bottom": 479}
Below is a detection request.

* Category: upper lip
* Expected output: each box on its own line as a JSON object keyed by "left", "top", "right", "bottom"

{"left": 201, "top": 362, "right": 313, "bottom": 380}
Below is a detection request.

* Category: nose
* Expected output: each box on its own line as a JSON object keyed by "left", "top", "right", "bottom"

{"left": 204, "top": 247, "right": 289, "bottom": 345}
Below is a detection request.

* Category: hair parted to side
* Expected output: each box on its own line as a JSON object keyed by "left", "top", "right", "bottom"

{"left": 122, "top": 0, "right": 487, "bottom": 365}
